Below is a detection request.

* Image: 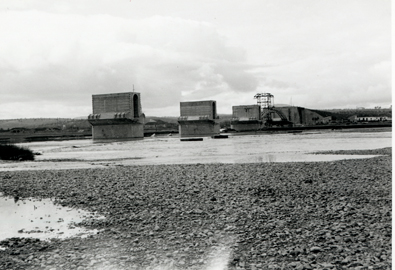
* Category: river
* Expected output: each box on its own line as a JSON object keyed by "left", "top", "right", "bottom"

{"left": 0, "top": 128, "right": 391, "bottom": 171}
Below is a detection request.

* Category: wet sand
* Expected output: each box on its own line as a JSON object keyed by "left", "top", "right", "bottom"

{"left": 0, "top": 148, "right": 391, "bottom": 270}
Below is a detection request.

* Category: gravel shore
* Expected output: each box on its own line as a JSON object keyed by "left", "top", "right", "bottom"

{"left": 0, "top": 148, "right": 391, "bottom": 270}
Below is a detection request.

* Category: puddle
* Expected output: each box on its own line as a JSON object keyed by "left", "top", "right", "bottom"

{"left": 0, "top": 193, "right": 105, "bottom": 242}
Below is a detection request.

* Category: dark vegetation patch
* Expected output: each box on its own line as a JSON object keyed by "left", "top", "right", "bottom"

{"left": 0, "top": 144, "right": 35, "bottom": 161}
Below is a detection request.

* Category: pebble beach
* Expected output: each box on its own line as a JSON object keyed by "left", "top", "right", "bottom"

{"left": 0, "top": 147, "right": 391, "bottom": 270}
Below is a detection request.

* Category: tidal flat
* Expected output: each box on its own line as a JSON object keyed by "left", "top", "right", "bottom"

{"left": 0, "top": 148, "right": 391, "bottom": 270}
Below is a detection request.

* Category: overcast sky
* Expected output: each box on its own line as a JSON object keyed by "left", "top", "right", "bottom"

{"left": 0, "top": 0, "right": 391, "bottom": 118}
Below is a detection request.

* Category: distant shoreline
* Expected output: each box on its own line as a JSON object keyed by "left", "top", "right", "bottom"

{"left": 0, "top": 122, "right": 391, "bottom": 143}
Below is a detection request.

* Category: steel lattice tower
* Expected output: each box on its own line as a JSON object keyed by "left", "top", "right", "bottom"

{"left": 254, "top": 93, "right": 275, "bottom": 122}
{"left": 254, "top": 93, "right": 274, "bottom": 110}
{"left": 254, "top": 93, "right": 289, "bottom": 126}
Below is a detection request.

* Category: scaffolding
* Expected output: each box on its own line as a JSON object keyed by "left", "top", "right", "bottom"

{"left": 254, "top": 93, "right": 290, "bottom": 127}
{"left": 254, "top": 93, "right": 274, "bottom": 110}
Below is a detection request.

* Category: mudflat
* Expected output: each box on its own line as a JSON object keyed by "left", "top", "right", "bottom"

{"left": 0, "top": 148, "right": 391, "bottom": 270}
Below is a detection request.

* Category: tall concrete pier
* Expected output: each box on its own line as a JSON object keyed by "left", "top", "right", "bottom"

{"left": 178, "top": 100, "right": 220, "bottom": 137}
{"left": 88, "top": 92, "right": 144, "bottom": 139}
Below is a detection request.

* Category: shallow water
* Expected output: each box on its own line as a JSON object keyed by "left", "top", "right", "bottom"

{"left": 0, "top": 194, "right": 104, "bottom": 242}
{"left": 0, "top": 129, "right": 391, "bottom": 171}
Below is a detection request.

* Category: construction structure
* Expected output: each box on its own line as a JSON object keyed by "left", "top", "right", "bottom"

{"left": 230, "top": 105, "right": 262, "bottom": 131}
{"left": 274, "top": 106, "right": 328, "bottom": 126}
{"left": 254, "top": 93, "right": 290, "bottom": 126}
{"left": 178, "top": 100, "right": 220, "bottom": 137}
{"left": 231, "top": 93, "right": 327, "bottom": 131}
{"left": 88, "top": 92, "right": 145, "bottom": 139}
{"left": 231, "top": 93, "right": 291, "bottom": 131}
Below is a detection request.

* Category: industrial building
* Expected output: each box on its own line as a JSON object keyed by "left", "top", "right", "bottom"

{"left": 274, "top": 106, "right": 329, "bottom": 126}
{"left": 88, "top": 92, "right": 145, "bottom": 139}
{"left": 231, "top": 93, "right": 328, "bottom": 131}
{"left": 178, "top": 100, "right": 220, "bottom": 137}
{"left": 351, "top": 116, "right": 392, "bottom": 122}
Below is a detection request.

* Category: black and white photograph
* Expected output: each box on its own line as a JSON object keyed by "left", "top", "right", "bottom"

{"left": 0, "top": 0, "right": 391, "bottom": 269}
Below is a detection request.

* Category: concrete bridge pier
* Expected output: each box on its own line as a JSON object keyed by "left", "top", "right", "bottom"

{"left": 178, "top": 100, "right": 220, "bottom": 137}
{"left": 88, "top": 92, "right": 145, "bottom": 139}
{"left": 231, "top": 105, "right": 262, "bottom": 131}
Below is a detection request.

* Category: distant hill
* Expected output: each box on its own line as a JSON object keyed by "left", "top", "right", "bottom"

{"left": 0, "top": 118, "right": 91, "bottom": 130}
{"left": 274, "top": 104, "right": 292, "bottom": 107}
{"left": 145, "top": 116, "right": 179, "bottom": 124}
{"left": 0, "top": 116, "right": 181, "bottom": 130}
{"left": 312, "top": 108, "right": 392, "bottom": 120}
{"left": 0, "top": 108, "right": 390, "bottom": 130}
{"left": 218, "top": 114, "right": 232, "bottom": 119}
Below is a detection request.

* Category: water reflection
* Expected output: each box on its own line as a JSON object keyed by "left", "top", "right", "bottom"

{"left": 0, "top": 194, "right": 104, "bottom": 242}
{"left": 253, "top": 155, "right": 277, "bottom": 163}
{"left": 266, "top": 154, "right": 276, "bottom": 163}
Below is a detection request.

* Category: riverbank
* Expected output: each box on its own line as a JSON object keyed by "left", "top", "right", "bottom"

{"left": 0, "top": 124, "right": 391, "bottom": 144}
{"left": 0, "top": 148, "right": 391, "bottom": 270}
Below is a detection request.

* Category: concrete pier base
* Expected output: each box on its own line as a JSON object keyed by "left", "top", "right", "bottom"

{"left": 231, "top": 121, "right": 262, "bottom": 132}
{"left": 92, "top": 123, "right": 144, "bottom": 139}
{"left": 178, "top": 100, "right": 220, "bottom": 138}
{"left": 178, "top": 120, "right": 220, "bottom": 137}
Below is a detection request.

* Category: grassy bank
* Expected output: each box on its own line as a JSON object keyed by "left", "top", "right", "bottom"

{"left": 0, "top": 149, "right": 391, "bottom": 270}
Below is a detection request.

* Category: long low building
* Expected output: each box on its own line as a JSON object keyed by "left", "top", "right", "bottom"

{"left": 274, "top": 106, "right": 330, "bottom": 126}
{"left": 231, "top": 105, "right": 329, "bottom": 131}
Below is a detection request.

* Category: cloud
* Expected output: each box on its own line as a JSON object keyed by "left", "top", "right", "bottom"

{"left": 0, "top": 1, "right": 391, "bottom": 118}
{"left": 227, "top": 0, "right": 392, "bottom": 109}
{"left": 0, "top": 10, "right": 255, "bottom": 118}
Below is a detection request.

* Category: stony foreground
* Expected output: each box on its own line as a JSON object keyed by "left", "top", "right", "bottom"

{"left": 0, "top": 148, "right": 391, "bottom": 270}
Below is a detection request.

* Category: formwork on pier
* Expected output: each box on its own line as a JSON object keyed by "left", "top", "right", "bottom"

{"left": 230, "top": 105, "right": 262, "bottom": 131}
{"left": 178, "top": 100, "right": 220, "bottom": 137}
{"left": 88, "top": 92, "right": 145, "bottom": 139}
